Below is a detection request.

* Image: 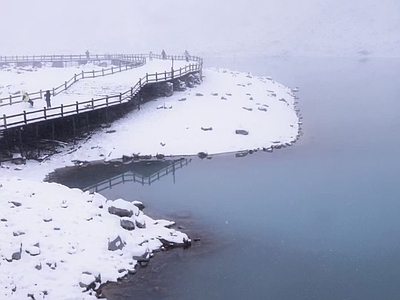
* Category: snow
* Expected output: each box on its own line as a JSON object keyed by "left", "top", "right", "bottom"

{"left": 0, "top": 56, "right": 299, "bottom": 299}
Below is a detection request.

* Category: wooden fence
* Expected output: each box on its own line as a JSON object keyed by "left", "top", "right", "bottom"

{"left": 0, "top": 54, "right": 146, "bottom": 106}
{"left": 0, "top": 54, "right": 203, "bottom": 131}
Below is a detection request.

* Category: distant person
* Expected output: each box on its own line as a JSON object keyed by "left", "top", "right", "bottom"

{"left": 184, "top": 50, "right": 190, "bottom": 62}
{"left": 149, "top": 51, "right": 153, "bottom": 61}
{"left": 22, "top": 92, "right": 33, "bottom": 107}
{"left": 161, "top": 49, "right": 166, "bottom": 60}
{"left": 45, "top": 90, "right": 51, "bottom": 108}
{"left": 85, "top": 50, "right": 90, "bottom": 59}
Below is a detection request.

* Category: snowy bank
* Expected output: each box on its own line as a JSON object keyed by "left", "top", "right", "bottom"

{"left": 0, "top": 177, "right": 189, "bottom": 299}
{"left": 54, "top": 68, "right": 300, "bottom": 162}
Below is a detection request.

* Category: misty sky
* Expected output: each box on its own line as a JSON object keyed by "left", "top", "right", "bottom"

{"left": 1, "top": 0, "right": 399, "bottom": 57}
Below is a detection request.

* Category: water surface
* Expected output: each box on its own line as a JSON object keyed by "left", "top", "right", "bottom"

{"left": 55, "top": 56, "right": 400, "bottom": 300}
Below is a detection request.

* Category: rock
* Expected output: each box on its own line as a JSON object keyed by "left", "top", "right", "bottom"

{"left": 108, "top": 206, "right": 133, "bottom": 218}
{"left": 120, "top": 218, "right": 135, "bottom": 231}
{"left": 26, "top": 244, "right": 41, "bottom": 256}
{"left": 235, "top": 151, "right": 248, "bottom": 158}
{"left": 105, "top": 130, "right": 116, "bottom": 134}
{"left": 235, "top": 130, "right": 249, "bottom": 135}
{"left": 201, "top": 127, "right": 213, "bottom": 131}
{"left": 195, "top": 93, "right": 203, "bottom": 96}
{"left": 12, "top": 244, "right": 22, "bottom": 261}
{"left": 135, "top": 218, "right": 146, "bottom": 229}
{"left": 211, "top": 92, "right": 218, "bottom": 96}
{"left": 242, "top": 107, "right": 253, "bottom": 111}
{"left": 178, "top": 97, "right": 187, "bottom": 101}
{"left": 79, "top": 273, "right": 97, "bottom": 289}
{"left": 221, "top": 96, "right": 227, "bottom": 100}
{"left": 156, "top": 153, "right": 165, "bottom": 159}
{"left": 258, "top": 107, "right": 267, "bottom": 112}
{"left": 108, "top": 235, "right": 125, "bottom": 251}
{"left": 197, "top": 152, "right": 208, "bottom": 159}
{"left": 132, "top": 201, "right": 145, "bottom": 211}
{"left": 10, "top": 201, "right": 22, "bottom": 207}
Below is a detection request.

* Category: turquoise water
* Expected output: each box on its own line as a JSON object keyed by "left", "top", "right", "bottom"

{"left": 56, "top": 56, "right": 400, "bottom": 300}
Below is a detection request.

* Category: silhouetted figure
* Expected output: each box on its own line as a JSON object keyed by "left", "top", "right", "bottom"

{"left": 161, "top": 49, "right": 167, "bottom": 60}
{"left": 45, "top": 90, "right": 51, "bottom": 108}
{"left": 85, "top": 50, "right": 90, "bottom": 59}
{"left": 149, "top": 51, "right": 153, "bottom": 61}
{"left": 184, "top": 50, "right": 190, "bottom": 62}
{"left": 22, "top": 92, "right": 33, "bottom": 107}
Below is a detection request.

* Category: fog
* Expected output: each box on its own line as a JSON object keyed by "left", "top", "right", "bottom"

{"left": 1, "top": 0, "right": 399, "bottom": 57}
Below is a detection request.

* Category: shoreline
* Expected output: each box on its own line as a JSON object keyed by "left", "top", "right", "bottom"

{"left": 1, "top": 64, "right": 301, "bottom": 299}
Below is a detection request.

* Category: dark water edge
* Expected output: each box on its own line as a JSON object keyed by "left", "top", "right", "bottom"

{"left": 100, "top": 209, "right": 230, "bottom": 300}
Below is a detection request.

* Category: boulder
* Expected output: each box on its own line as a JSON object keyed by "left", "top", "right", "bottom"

{"left": 235, "top": 130, "right": 249, "bottom": 135}
{"left": 108, "top": 235, "right": 125, "bottom": 251}
{"left": 120, "top": 218, "right": 135, "bottom": 231}
{"left": 108, "top": 206, "right": 133, "bottom": 218}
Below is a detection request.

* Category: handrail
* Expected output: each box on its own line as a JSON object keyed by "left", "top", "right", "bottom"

{"left": 0, "top": 53, "right": 203, "bottom": 131}
{"left": 0, "top": 55, "right": 146, "bottom": 106}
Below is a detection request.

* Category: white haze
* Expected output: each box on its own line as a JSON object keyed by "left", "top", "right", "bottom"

{"left": 1, "top": 0, "right": 399, "bottom": 58}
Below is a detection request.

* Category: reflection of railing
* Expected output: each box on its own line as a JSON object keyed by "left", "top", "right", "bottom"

{"left": 84, "top": 158, "right": 192, "bottom": 193}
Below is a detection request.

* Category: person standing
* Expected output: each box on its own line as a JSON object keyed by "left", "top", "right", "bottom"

{"left": 45, "top": 90, "right": 51, "bottom": 108}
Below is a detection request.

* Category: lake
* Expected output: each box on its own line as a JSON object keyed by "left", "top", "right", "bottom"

{"left": 52, "top": 56, "right": 400, "bottom": 300}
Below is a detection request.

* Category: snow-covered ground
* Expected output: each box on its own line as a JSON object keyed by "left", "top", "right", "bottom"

{"left": 0, "top": 57, "right": 299, "bottom": 299}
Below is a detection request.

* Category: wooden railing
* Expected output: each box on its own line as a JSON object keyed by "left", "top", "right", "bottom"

{"left": 0, "top": 54, "right": 146, "bottom": 107}
{"left": 0, "top": 54, "right": 144, "bottom": 63}
{"left": 0, "top": 54, "right": 203, "bottom": 131}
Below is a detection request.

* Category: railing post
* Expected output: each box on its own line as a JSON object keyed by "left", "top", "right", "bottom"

{"left": 76, "top": 101, "right": 79, "bottom": 113}
{"left": 91, "top": 98, "right": 94, "bottom": 108}
{"left": 82, "top": 70, "right": 84, "bottom": 78}
{"left": 23, "top": 111, "right": 27, "bottom": 124}
{"left": 171, "top": 67, "right": 174, "bottom": 79}
{"left": 52, "top": 88, "right": 55, "bottom": 96}
{"left": 92, "top": 70, "right": 95, "bottom": 78}
{"left": 119, "top": 93, "right": 122, "bottom": 103}
{"left": 9, "top": 95, "right": 12, "bottom": 105}
{"left": 155, "top": 72, "right": 158, "bottom": 81}
{"left": 106, "top": 96, "right": 109, "bottom": 107}
{"left": 3, "top": 114, "right": 6, "bottom": 128}
{"left": 111, "top": 66, "right": 114, "bottom": 74}
{"left": 40, "top": 90, "right": 43, "bottom": 99}
{"left": 130, "top": 87, "right": 133, "bottom": 99}
{"left": 164, "top": 71, "right": 167, "bottom": 80}
{"left": 61, "top": 104, "right": 64, "bottom": 117}
{"left": 65, "top": 81, "right": 67, "bottom": 89}
{"left": 102, "top": 69, "right": 104, "bottom": 76}
{"left": 146, "top": 73, "right": 148, "bottom": 82}
{"left": 139, "top": 78, "right": 142, "bottom": 88}
{"left": 44, "top": 107, "right": 47, "bottom": 119}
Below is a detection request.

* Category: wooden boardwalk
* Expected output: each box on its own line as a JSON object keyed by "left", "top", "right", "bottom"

{"left": 0, "top": 53, "right": 202, "bottom": 132}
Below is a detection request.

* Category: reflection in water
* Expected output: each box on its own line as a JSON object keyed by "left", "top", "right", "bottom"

{"left": 47, "top": 158, "right": 192, "bottom": 192}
